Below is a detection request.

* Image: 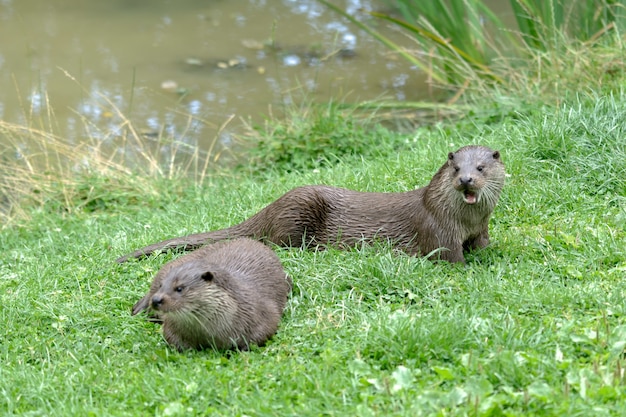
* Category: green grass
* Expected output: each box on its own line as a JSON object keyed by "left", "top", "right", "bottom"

{"left": 1, "top": 90, "right": 625, "bottom": 415}
{"left": 241, "top": 100, "right": 399, "bottom": 173}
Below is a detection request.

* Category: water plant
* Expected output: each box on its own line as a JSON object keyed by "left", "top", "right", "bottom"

{"left": 318, "top": 0, "right": 626, "bottom": 95}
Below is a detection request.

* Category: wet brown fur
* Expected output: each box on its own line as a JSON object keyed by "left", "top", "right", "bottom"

{"left": 118, "top": 145, "right": 505, "bottom": 264}
{"left": 133, "top": 238, "right": 292, "bottom": 351}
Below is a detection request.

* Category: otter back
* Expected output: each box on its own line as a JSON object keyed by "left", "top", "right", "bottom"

{"left": 133, "top": 238, "right": 292, "bottom": 351}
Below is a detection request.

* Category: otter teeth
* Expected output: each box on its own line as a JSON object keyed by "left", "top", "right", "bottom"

{"left": 463, "top": 190, "right": 477, "bottom": 204}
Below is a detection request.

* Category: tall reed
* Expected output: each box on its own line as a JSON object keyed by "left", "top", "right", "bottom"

{"left": 319, "top": 0, "right": 626, "bottom": 94}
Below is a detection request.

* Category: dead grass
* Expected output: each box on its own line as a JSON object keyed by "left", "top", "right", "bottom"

{"left": 0, "top": 87, "right": 233, "bottom": 226}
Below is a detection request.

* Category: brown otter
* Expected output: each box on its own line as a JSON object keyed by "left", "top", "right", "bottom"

{"left": 132, "top": 238, "right": 292, "bottom": 351}
{"left": 117, "top": 145, "right": 505, "bottom": 264}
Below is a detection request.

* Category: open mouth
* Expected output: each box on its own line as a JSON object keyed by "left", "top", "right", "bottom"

{"left": 463, "top": 190, "right": 477, "bottom": 204}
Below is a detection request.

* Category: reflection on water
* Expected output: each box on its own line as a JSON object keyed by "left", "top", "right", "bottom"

{"left": 0, "top": 0, "right": 432, "bottom": 165}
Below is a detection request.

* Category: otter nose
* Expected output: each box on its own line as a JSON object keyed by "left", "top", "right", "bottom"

{"left": 151, "top": 295, "right": 164, "bottom": 308}
{"left": 459, "top": 176, "right": 473, "bottom": 186}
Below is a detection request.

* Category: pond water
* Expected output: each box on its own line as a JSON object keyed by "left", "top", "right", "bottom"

{"left": 0, "top": 0, "right": 509, "bottom": 164}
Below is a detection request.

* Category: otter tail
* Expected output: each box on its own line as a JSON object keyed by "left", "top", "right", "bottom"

{"left": 116, "top": 227, "right": 243, "bottom": 263}
{"left": 115, "top": 233, "right": 211, "bottom": 263}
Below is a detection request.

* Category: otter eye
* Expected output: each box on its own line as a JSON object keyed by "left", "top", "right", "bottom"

{"left": 454, "top": 166, "right": 460, "bottom": 172}
{"left": 175, "top": 286, "right": 184, "bottom": 293}
{"left": 477, "top": 165, "right": 484, "bottom": 172}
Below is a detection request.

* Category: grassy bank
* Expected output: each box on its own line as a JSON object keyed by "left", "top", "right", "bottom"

{"left": 1, "top": 88, "right": 625, "bottom": 415}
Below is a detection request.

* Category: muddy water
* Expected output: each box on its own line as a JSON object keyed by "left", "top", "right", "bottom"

{"left": 0, "top": 0, "right": 507, "bottom": 166}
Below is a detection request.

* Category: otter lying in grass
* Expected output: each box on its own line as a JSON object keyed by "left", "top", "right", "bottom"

{"left": 118, "top": 145, "right": 505, "bottom": 264}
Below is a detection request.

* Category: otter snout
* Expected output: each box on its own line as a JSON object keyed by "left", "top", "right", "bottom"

{"left": 152, "top": 295, "right": 164, "bottom": 309}
{"left": 455, "top": 176, "right": 479, "bottom": 205}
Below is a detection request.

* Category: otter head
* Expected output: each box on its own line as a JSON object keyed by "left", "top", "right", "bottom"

{"left": 150, "top": 261, "right": 219, "bottom": 314}
{"left": 150, "top": 260, "right": 239, "bottom": 349}
{"left": 444, "top": 146, "right": 505, "bottom": 207}
{"left": 150, "top": 261, "right": 238, "bottom": 327}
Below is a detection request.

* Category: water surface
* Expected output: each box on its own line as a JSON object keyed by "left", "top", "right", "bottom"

{"left": 0, "top": 0, "right": 509, "bottom": 164}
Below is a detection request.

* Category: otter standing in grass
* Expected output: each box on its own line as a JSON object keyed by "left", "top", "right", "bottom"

{"left": 133, "top": 238, "right": 292, "bottom": 351}
{"left": 118, "top": 145, "right": 505, "bottom": 264}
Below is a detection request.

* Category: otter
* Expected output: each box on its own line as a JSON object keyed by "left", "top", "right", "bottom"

{"left": 132, "top": 238, "right": 292, "bottom": 351}
{"left": 117, "top": 145, "right": 505, "bottom": 264}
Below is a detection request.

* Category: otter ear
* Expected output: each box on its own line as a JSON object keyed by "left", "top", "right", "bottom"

{"left": 200, "top": 271, "right": 215, "bottom": 281}
{"left": 448, "top": 152, "right": 455, "bottom": 161}
{"left": 492, "top": 150, "right": 500, "bottom": 160}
